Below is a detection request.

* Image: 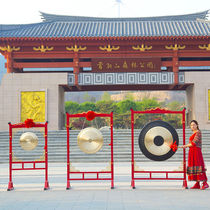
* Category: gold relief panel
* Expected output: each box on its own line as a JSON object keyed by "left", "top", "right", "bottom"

{"left": 21, "top": 91, "right": 46, "bottom": 122}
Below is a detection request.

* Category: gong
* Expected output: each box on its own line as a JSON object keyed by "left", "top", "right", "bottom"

{"left": 138, "top": 120, "right": 179, "bottom": 161}
{"left": 19, "top": 132, "right": 38, "bottom": 151}
{"left": 77, "top": 127, "right": 103, "bottom": 154}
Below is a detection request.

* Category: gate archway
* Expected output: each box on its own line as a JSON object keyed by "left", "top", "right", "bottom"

{"left": 0, "top": 10, "right": 209, "bottom": 130}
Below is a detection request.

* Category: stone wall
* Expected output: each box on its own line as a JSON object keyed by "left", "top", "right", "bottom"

{"left": 0, "top": 73, "right": 68, "bottom": 131}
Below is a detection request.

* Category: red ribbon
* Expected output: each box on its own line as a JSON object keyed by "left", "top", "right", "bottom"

{"left": 170, "top": 141, "right": 178, "bottom": 152}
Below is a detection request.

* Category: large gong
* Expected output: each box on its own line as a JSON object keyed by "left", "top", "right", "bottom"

{"left": 138, "top": 120, "right": 179, "bottom": 161}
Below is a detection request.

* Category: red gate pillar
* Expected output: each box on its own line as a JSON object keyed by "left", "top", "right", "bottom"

{"left": 173, "top": 50, "right": 179, "bottom": 85}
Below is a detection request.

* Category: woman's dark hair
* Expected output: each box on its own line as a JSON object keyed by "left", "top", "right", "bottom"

{"left": 190, "top": 120, "right": 199, "bottom": 130}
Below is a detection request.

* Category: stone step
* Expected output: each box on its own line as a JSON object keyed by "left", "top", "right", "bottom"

{"left": 1, "top": 129, "right": 210, "bottom": 163}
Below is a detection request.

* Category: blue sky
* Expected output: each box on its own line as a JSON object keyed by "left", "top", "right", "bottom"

{"left": 0, "top": 0, "right": 209, "bottom": 24}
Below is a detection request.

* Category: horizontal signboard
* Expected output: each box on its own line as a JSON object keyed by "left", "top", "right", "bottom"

{"left": 92, "top": 58, "right": 161, "bottom": 72}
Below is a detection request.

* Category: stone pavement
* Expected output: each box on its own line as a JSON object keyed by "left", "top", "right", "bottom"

{"left": 0, "top": 162, "right": 210, "bottom": 210}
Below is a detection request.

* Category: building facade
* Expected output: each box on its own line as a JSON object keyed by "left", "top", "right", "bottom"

{"left": 0, "top": 10, "right": 209, "bottom": 130}
{"left": 0, "top": 54, "right": 6, "bottom": 84}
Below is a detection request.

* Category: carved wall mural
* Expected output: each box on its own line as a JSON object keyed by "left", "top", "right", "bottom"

{"left": 21, "top": 91, "right": 45, "bottom": 122}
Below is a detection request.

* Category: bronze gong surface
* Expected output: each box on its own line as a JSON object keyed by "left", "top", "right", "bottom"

{"left": 144, "top": 126, "right": 173, "bottom": 156}
{"left": 138, "top": 120, "right": 179, "bottom": 161}
{"left": 19, "top": 132, "right": 38, "bottom": 151}
{"left": 77, "top": 127, "right": 103, "bottom": 154}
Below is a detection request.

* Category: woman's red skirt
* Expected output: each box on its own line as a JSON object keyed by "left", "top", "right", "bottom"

{"left": 187, "top": 147, "right": 207, "bottom": 181}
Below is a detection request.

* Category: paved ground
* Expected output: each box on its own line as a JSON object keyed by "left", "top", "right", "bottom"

{"left": 0, "top": 162, "right": 210, "bottom": 210}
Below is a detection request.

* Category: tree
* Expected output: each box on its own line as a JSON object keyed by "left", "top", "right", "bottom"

{"left": 124, "top": 92, "right": 134, "bottom": 101}
{"left": 95, "top": 100, "right": 114, "bottom": 113}
{"left": 65, "top": 101, "right": 79, "bottom": 114}
{"left": 140, "top": 98, "right": 160, "bottom": 110}
{"left": 90, "top": 96, "right": 96, "bottom": 102}
{"left": 164, "top": 101, "right": 184, "bottom": 128}
{"left": 79, "top": 101, "right": 96, "bottom": 112}
{"left": 167, "top": 101, "right": 183, "bottom": 111}
{"left": 117, "top": 99, "right": 137, "bottom": 113}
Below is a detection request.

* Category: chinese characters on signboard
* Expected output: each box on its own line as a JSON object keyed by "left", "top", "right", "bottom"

{"left": 92, "top": 58, "right": 161, "bottom": 72}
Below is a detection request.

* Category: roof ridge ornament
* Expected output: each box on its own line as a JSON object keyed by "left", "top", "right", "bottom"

{"left": 132, "top": 44, "right": 152, "bottom": 51}
{"left": 33, "top": 45, "right": 54, "bottom": 52}
{"left": 199, "top": 44, "right": 210, "bottom": 51}
{"left": 0, "top": 45, "right": 20, "bottom": 52}
{"left": 99, "top": 44, "right": 120, "bottom": 52}
{"left": 66, "top": 45, "right": 87, "bottom": 52}
{"left": 165, "top": 44, "right": 186, "bottom": 51}
{"left": 40, "top": 10, "right": 209, "bottom": 22}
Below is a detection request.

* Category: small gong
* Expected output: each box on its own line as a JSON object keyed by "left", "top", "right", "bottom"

{"left": 19, "top": 132, "right": 38, "bottom": 151}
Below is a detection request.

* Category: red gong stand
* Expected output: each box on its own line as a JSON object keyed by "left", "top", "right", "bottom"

{"left": 131, "top": 108, "right": 187, "bottom": 189}
{"left": 66, "top": 111, "right": 114, "bottom": 189}
{"left": 7, "top": 120, "right": 49, "bottom": 191}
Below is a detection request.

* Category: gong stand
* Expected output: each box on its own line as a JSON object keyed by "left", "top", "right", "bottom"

{"left": 7, "top": 121, "right": 49, "bottom": 191}
{"left": 66, "top": 111, "right": 114, "bottom": 189}
{"left": 131, "top": 108, "right": 187, "bottom": 189}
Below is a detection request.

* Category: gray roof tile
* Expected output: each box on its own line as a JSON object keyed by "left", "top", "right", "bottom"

{"left": 0, "top": 11, "right": 209, "bottom": 38}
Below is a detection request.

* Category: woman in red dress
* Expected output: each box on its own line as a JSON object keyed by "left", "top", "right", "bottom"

{"left": 180, "top": 120, "right": 209, "bottom": 190}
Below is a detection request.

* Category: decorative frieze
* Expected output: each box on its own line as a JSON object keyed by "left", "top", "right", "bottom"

{"left": 132, "top": 44, "right": 152, "bottom": 51}
{"left": 99, "top": 44, "right": 120, "bottom": 52}
{"left": 66, "top": 45, "right": 87, "bottom": 52}
{"left": 33, "top": 45, "right": 54, "bottom": 52}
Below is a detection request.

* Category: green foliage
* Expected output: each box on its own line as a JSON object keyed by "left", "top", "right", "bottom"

{"left": 124, "top": 92, "right": 134, "bottom": 101}
{"left": 117, "top": 99, "right": 137, "bottom": 113}
{"left": 79, "top": 101, "right": 96, "bottom": 112}
{"left": 65, "top": 97, "right": 185, "bottom": 129}
{"left": 140, "top": 98, "right": 160, "bottom": 110}
{"left": 167, "top": 101, "right": 183, "bottom": 111}
{"left": 95, "top": 100, "right": 114, "bottom": 113}
{"left": 163, "top": 101, "right": 184, "bottom": 128}
{"left": 65, "top": 101, "right": 79, "bottom": 114}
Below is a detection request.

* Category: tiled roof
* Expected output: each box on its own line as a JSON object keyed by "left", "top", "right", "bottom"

{"left": 40, "top": 10, "right": 209, "bottom": 22}
{"left": 0, "top": 11, "right": 209, "bottom": 38}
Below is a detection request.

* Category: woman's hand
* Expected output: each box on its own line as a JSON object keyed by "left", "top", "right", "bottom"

{"left": 179, "top": 145, "right": 187, "bottom": 149}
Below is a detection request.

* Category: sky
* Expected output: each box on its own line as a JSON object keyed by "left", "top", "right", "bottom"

{"left": 0, "top": 0, "right": 209, "bottom": 24}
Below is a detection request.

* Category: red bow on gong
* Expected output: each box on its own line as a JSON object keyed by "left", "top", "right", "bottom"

{"left": 170, "top": 141, "right": 178, "bottom": 152}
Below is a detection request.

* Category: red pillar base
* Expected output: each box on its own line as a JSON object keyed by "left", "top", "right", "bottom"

{"left": 111, "top": 180, "right": 114, "bottom": 189}
{"left": 44, "top": 181, "right": 50, "bottom": 190}
{"left": 131, "top": 180, "right": 135, "bottom": 189}
{"left": 183, "top": 180, "right": 188, "bottom": 189}
{"left": 66, "top": 181, "right": 71, "bottom": 190}
{"left": 7, "top": 181, "right": 14, "bottom": 191}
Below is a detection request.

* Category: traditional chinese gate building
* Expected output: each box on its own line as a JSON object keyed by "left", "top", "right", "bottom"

{"left": 0, "top": 11, "right": 209, "bottom": 130}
